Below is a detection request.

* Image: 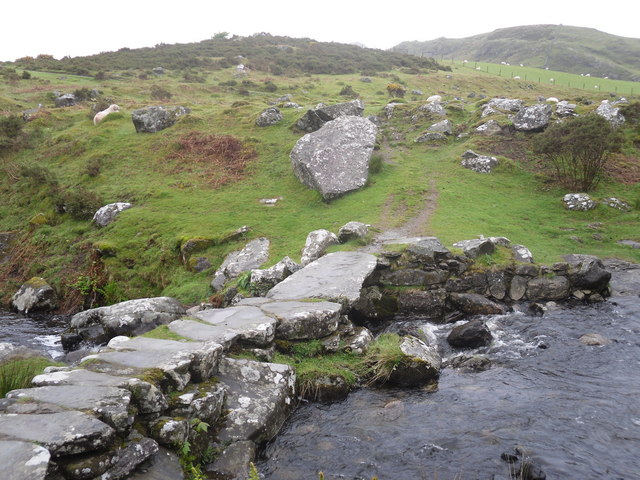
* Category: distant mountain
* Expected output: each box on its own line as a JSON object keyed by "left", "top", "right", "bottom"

{"left": 9, "top": 33, "right": 447, "bottom": 76}
{"left": 392, "top": 25, "right": 640, "bottom": 81}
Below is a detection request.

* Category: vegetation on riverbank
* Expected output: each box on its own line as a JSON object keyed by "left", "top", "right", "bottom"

{"left": 0, "top": 36, "right": 638, "bottom": 312}
{"left": 0, "top": 356, "right": 63, "bottom": 397}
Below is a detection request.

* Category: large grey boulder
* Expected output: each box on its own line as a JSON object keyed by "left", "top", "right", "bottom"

{"left": 555, "top": 100, "right": 577, "bottom": 117}
{"left": 132, "top": 106, "right": 190, "bottom": 133}
{"left": 385, "top": 335, "right": 441, "bottom": 387}
{"left": 486, "top": 98, "right": 523, "bottom": 112}
{"left": 418, "top": 101, "right": 446, "bottom": 116}
{"left": 448, "top": 293, "right": 506, "bottom": 316}
{"left": 475, "top": 119, "right": 503, "bottom": 135}
{"left": 460, "top": 150, "right": 498, "bottom": 173}
{"left": 595, "top": 100, "right": 625, "bottom": 127}
{"left": 260, "top": 300, "right": 342, "bottom": 340}
{"left": 211, "top": 238, "right": 270, "bottom": 291}
{"left": 291, "top": 116, "right": 377, "bottom": 201}
{"left": 93, "top": 202, "right": 132, "bottom": 227}
{"left": 404, "top": 237, "right": 452, "bottom": 263}
{"left": 250, "top": 256, "right": 301, "bottom": 296}
{"left": 513, "top": 104, "right": 552, "bottom": 131}
{"left": 527, "top": 276, "right": 570, "bottom": 301}
{"left": 295, "top": 99, "right": 364, "bottom": 132}
{"left": 255, "top": 107, "right": 282, "bottom": 127}
{"left": 563, "top": 254, "right": 611, "bottom": 292}
{"left": 10, "top": 277, "right": 57, "bottom": 314}
{"left": 54, "top": 93, "right": 77, "bottom": 107}
{"left": 267, "top": 251, "right": 378, "bottom": 309}
{"left": 69, "top": 297, "right": 186, "bottom": 346}
{"left": 300, "top": 229, "right": 339, "bottom": 266}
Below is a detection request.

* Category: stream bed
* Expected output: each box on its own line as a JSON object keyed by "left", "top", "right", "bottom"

{"left": 258, "top": 296, "right": 640, "bottom": 479}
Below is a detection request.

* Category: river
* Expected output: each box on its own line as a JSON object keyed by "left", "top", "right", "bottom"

{"left": 0, "top": 310, "right": 67, "bottom": 360}
{"left": 258, "top": 294, "right": 640, "bottom": 478}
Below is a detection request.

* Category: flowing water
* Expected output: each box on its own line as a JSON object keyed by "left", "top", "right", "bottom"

{"left": 258, "top": 295, "right": 640, "bottom": 479}
{"left": 0, "top": 310, "right": 67, "bottom": 359}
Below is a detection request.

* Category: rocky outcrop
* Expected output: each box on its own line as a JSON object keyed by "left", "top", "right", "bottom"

{"left": 66, "top": 297, "right": 186, "bottom": 347}
{"left": 290, "top": 116, "right": 378, "bottom": 201}
{"left": 385, "top": 335, "right": 441, "bottom": 387}
{"left": 54, "top": 93, "right": 77, "bottom": 107}
{"left": 513, "top": 104, "right": 552, "bottom": 131}
{"left": 93, "top": 202, "right": 133, "bottom": 227}
{"left": 255, "top": 107, "right": 282, "bottom": 127}
{"left": 295, "top": 99, "right": 364, "bottom": 132}
{"left": 10, "top": 277, "right": 57, "bottom": 314}
{"left": 447, "top": 319, "right": 493, "bottom": 348}
{"left": 338, "top": 221, "right": 369, "bottom": 243}
{"left": 453, "top": 237, "right": 495, "bottom": 258}
{"left": 250, "top": 256, "right": 301, "bottom": 295}
{"left": 428, "top": 119, "right": 453, "bottom": 135}
{"left": 132, "top": 106, "right": 190, "bottom": 133}
{"left": 211, "top": 238, "right": 270, "bottom": 291}
{"left": 475, "top": 119, "right": 503, "bottom": 135}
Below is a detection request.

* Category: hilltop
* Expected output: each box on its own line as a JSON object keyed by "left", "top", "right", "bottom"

{"left": 0, "top": 34, "right": 639, "bottom": 313}
{"left": 392, "top": 25, "right": 640, "bottom": 81}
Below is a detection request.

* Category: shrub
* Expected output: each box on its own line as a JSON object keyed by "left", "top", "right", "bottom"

{"left": 532, "top": 114, "right": 621, "bottom": 191}
{"left": 620, "top": 101, "right": 640, "bottom": 126}
{"left": 54, "top": 187, "right": 102, "bottom": 220}
{"left": 263, "top": 80, "right": 278, "bottom": 92}
{"left": 0, "top": 115, "right": 23, "bottom": 152}
{"left": 150, "top": 85, "right": 172, "bottom": 101}
{"left": 386, "top": 83, "right": 406, "bottom": 98}
{"left": 85, "top": 157, "right": 102, "bottom": 177}
{"left": 73, "top": 87, "right": 93, "bottom": 101}
{"left": 21, "top": 71, "right": 31, "bottom": 80}
{"left": 339, "top": 85, "right": 358, "bottom": 98}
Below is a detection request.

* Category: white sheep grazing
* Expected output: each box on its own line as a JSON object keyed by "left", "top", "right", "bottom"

{"left": 93, "top": 104, "right": 120, "bottom": 125}
{"left": 427, "top": 94, "right": 442, "bottom": 103}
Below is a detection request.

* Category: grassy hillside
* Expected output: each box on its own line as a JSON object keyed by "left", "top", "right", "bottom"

{"left": 393, "top": 25, "right": 640, "bottom": 81}
{"left": 0, "top": 52, "right": 639, "bottom": 311}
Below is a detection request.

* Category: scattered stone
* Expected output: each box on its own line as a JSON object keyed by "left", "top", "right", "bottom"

{"left": 404, "top": 237, "right": 452, "bottom": 263}
{"left": 190, "top": 256, "right": 212, "bottom": 273}
{"left": 427, "top": 95, "right": 442, "bottom": 103}
{"left": 338, "top": 221, "right": 369, "bottom": 243}
{"left": 555, "top": 100, "right": 577, "bottom": 117}
{"left": 54, "top": 93, "right": 76, "bottom": 107}
{"left": 291, "top": 116, "right": 378, "bottom": 200}
{"left": 205, "top": 440, "right": 256, "bottom": 480}
{"left": 447, "top": 320, "right": 493, "bottom": 348}
{"left": 415, "top": 132, "right": 447, "bottom": 143}
{"left": 446, "top": 354, "right": 491, "bottom": 372}
{"left": 152, "top": 67, "right": 165, "bottom": 75}
{"left": 475, "top": 119, "right": 503, "bottom": 135}
{"left": 211, "top": 238, "right": 270, "bottom": 291}
{"left": 259, "top": 197, "right": 282, "bottom": 205}
{"left": 512, "top": 244, "right": 534, "bottom": 263}
{"left": 149, "top": 417, "right": 189, "bottom": 447}
{"left": 418, "top": 101, "right": 446, "bottom": 116}
{"left": 595, "top": 100, "right": 625, "bottom": 127}
{"left": 460, "top": 150, "right": 499, "bottom": 173}
{"left": 92, "top": 202, "right": 133, "bottom": 227}
{"left": 428, "top": 119, "right": 453, "bottom": 135}
{"left": 255, "top": 107, "right": 282, "bottom": 127}
{"left": 602, "top": 197, "right": 631, "bottom": 211}
{"left": 486, "top": 98, "right": 524, "bottom": 112}
{"left": 385, "top": 335, "right": 441, "bottom": 387}
{"left": 132, "top": 106, "right": 190, "bottom": 133}
{"left": 579, "top": 333, "right": 612, "bottom": 346}
{"left": 295, "top": 99, "right": 365, "bottom": 132}
{"left": 453, "top": 238, "right": 495, "bottom": 258}
{"left": 412, "top": 89, "right": 423, "bottom": 95}
{"left": 68, "top": 297, "right": 186, "bottom": 346}
{"left": 10, "top": 277, "right": 57, "bottom": 314}
{"left": 563, "top": 193, "right": 596, "bottom": 211}
{"left": 513, "top": 104, "right": 552, "bottom": 131}
{"left": 250, "top": 256, "right": 301, "bottom": 295}
{"left": 617, "top": 239, "right": 640, "bottom": 249}
{"left": 360, "top": 77, "right": 372, "bottom": 83}
{"left": 300, "top": 229, "right": 339, "bottom": 266}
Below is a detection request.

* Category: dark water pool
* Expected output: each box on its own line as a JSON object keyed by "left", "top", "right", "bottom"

{"left": 0, "top": 310, "right": 67, "bottom": 359}
{"left": 258, "top": 296, "right": 640, "bottom": 479}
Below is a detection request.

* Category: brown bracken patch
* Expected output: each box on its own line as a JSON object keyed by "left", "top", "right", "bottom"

{"left": 166, "top": 132, "right": 257, "bottom": 189}
{"left": 605, "top": 153, "right": 640, "bottom": 185}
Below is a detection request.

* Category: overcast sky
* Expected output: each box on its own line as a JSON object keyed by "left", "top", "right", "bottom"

{"left": 1, "top": 0, "right": 638, "bottom": 62}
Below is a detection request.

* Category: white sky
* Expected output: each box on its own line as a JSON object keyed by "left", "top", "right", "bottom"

{"left": 1, "top": 0, "right": 638, "bottom": 62}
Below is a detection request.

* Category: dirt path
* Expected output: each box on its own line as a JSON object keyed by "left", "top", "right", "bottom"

{"left": 361, "top": 140, "right": 439, "bottom": 253}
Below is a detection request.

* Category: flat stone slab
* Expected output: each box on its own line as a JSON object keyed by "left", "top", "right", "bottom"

{"left": 217, "top": 358, "right": 295, "bottom": 444}
{"left": 259, "top": 300, "right": 342, "bottom": 340}
{"left": 186, "top": 306, "right": 276, "bottom": 348}
{"left": 6, "top": 384, "right": 132, "bottom": 432}
{"left": 0, "top": 411, "right": 115, "bottom": 456}
{"left": 0, "top": 440, "right": 50, "bottom": 480}
{"left": 88, "top": 337, "right": 222, "bottom": 391}
{"left": 266, "top": 251, "right": 378, "bottom": 308}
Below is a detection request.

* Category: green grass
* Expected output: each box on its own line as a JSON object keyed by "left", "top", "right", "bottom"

{"left": 0, "top": 356, "right": 63, "bottom": 397}
{"left": 0, "top": 63, "right": 638, "bottom": 308}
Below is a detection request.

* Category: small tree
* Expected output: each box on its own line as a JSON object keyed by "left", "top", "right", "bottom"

{"left": 386, "top": 83, "right": 406, "bottom": 98}
{"left": 532, "top": 114, "right": 621, "bottom": 191}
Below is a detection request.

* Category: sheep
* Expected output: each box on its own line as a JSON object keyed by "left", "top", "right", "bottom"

{"left": 93, "top": 104, "right": 120, "bottom": 125}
